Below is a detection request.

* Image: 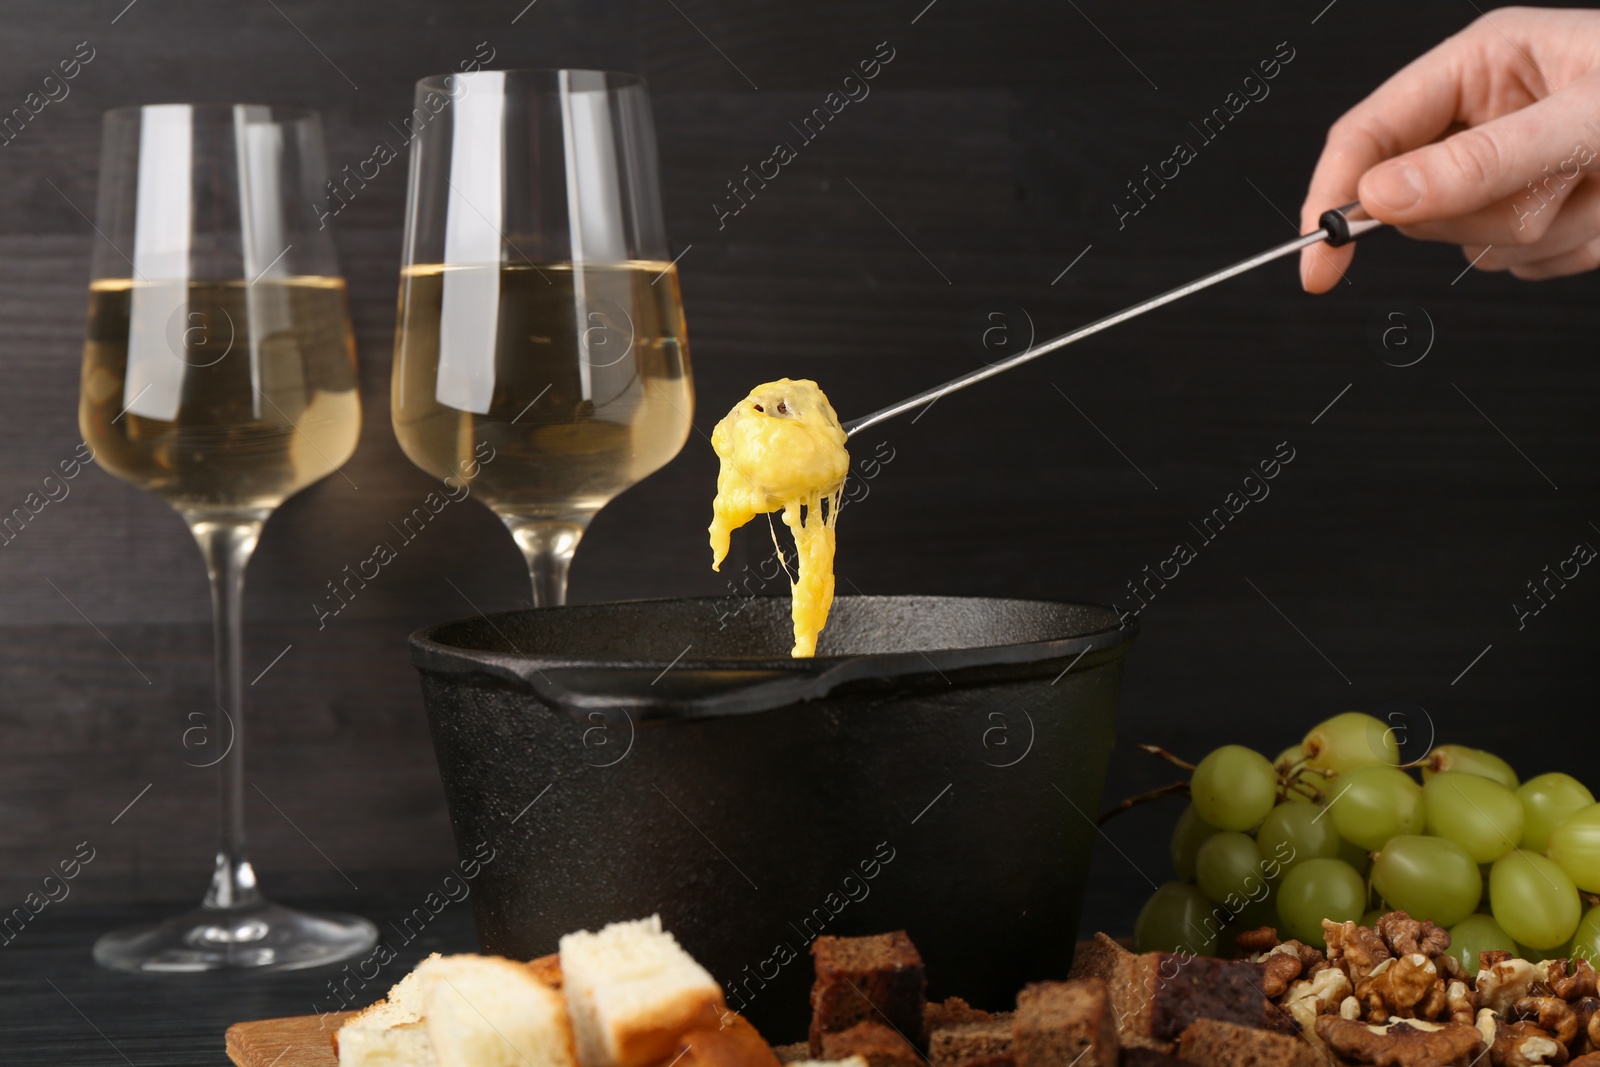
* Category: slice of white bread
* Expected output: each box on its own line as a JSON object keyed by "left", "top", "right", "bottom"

{"left": 335, "top": 952, "right": 572, "bottom": 1067}
{"left": 336, "top": 953, "right": 442, "bottom": 1067}
{"left": 335, "top": 1021, "right": 435, "bottom": 1067}
{"left": 422, "top": 953, "right": 578, "bottom": 1067}
{"left": 560, "top": 915, "right": 727, "bottom": 1067}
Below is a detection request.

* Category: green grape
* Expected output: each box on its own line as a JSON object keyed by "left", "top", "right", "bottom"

{"left": 1360, "top": 909, "right": 1385, "bottom": 928}
{"left": 1421, "top": 745, "right": 1518, "bottom": 789}
{"left": 1371, "top": 835, "right": 1482, "bottom": 927}
{"left": 1276, "top": 858, "right": 1367, "bottom": 948}
{"left": 1569, "top": 905, "right": 1600, "bottom": 966}
{"left": 1190, "top": 745, "right": 1277, "bottom": 832}
{"left": 1302, "top": 712, "right": 1400, "bottom": 775}
{"left": 1276, "top": 745, "right": 1330, "bottom": 804}
{"left": 1517, "top": 773, "right": 1595, "bottom": 852}
{"left": 1489, "top": 849, "right": 1582, "bottom": 950}
{"left": 1328, "top": 765, "right": 1423, "bottom": 851}
{"left": 1447, "top": 914, "right": 1516, "bottom": 977}
{"left": 1135, "top": 881, "right": 1221, "bottom": 956}
{"left": 1196, "top": 831, "right": 1268, "bottom": 905}
{"left": 1256, "top": 802, "right": 1341, "bottom": 875}
{"left": 1422, "top": 771, "right": 1524, "bottom": 864}
{"left": 1546, "top": 802, "right": 1600, "bottom": 893}
{"left": 1170, "top": 802, "right": 1221, "bottom": 882}
{"left": 1340, "top": 838, "right": 1373, "bottom": 876}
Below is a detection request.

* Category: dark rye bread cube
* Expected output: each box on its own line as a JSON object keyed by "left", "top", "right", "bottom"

{"left": 1069, "top": 934, "right": 1159, "bottom": 1047}
{"left": 1068, "top": 933, "right": 1132, "bottom": 983}
{"left": 809, "top": 932, "right": 927, "bottom": 1054}
{"left": 820, "top": 1021, "right": 924, "bottom": 1067}
{"left": 925, "top": 996, "right": 998, "bottom": 1032}
{"left": 1013, "top": 979, "right": 1118, "bottom": 1067}
{"left": 1141, "top": 957, "right": 1287, "bottom": 1040}
{"left": 930, "top": 1019, "right": 1012, "bottom": 1067}
{"left": 1176, "top": 1019, "right": 1319, "bottom": 1067}
{"left": 1120, "top": 1050, "right": 1198, "bottom": 1067}
{"left": 1070, "top": 937, "right": 1283, "bottom": 1042}
{"left": 957, "top": 1057, "right": 1013, "bottom": 1067}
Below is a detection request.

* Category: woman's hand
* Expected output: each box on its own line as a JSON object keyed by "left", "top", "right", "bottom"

{"left": 1299, "top": 6, "right": 1600, "bottom": 292}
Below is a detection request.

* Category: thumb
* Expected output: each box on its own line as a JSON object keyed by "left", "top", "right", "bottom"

{"left": 1357, "top": 79, "right": 1600, "bottom": 225}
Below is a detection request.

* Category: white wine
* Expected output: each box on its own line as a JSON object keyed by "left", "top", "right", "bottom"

{"left": 391, "top": 262, "right": 693, "bottom": 519}
{"left": 80, "top": 277, "right": 361, "bottom": 517}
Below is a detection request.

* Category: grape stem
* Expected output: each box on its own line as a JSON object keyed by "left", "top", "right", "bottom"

{"left": 1137, "top": 743, "right": 1197, "bottom": 771}
{"left": 1097, "top": 780, "right": 1190, "bottom": 824}
{"left": 1280, "top": 768, "right": 1327, "bottom": 803}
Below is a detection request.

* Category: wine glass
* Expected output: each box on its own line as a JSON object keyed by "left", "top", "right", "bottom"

{"left": 392, "top": 70, "right": 693, "bottom": 606}
{"left": 81, "top": 104, "right": 376, "bottom": 971}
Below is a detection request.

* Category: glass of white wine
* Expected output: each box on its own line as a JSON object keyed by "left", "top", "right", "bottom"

{"left": 82, "top": 104, "right": 376, "bottom": 971}
{"left": 392, "top": 70, "right": 693, "bottom": 605}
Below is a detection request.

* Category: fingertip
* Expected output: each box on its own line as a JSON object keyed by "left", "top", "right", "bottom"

{"left": 1360, "top": 160, "right": 1425, "bottom": 218}
{"left": 1300, "top": 245, "right": 1352, "bottom": 293}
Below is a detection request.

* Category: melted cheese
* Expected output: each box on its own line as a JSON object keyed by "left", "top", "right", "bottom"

{"left": 709, "top": 379, "right": 849, "bottom": 658}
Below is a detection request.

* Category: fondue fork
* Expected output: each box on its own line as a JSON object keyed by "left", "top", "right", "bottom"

{"left": 843, "top": 202, "right": 1381, "bottom": 438}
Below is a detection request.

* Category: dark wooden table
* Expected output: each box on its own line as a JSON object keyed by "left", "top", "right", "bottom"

{"left": 4, "top": 896, "right": 478, "bottom": 1066}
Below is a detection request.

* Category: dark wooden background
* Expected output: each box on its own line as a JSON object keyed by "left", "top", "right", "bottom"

{"left": 2, "top": 0, "right": 1598, "bottom": 1020}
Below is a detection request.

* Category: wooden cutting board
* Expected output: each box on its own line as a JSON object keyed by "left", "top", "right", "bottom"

{"left": 225, "top": 941, "right": 1124, "bottom": 1065}
{"left": 226, "top": 1011, "right": 351, "bottom": 1067}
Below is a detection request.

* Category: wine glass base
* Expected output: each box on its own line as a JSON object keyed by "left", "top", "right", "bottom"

{"left": 93, "top": 898, "right": 377, "bottom": 973}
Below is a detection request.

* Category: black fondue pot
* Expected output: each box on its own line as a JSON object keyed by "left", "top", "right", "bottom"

{"left": 410, "top": 595, "right": 1137, "bottom": 1038}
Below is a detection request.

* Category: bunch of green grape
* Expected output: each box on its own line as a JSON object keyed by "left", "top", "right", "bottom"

{"left": 1133, "top": 712, "right": 1600, "bottom": 977}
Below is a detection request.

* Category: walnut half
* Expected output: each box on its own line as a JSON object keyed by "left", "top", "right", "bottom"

{"left": 1573, "top": 997, "right": 1600, "bottom": 1055}
{"left": 1262, "top": 950, "right": 1306, "bottom": 999}
{"left": 1316, "top": 1016, "right": 1485, "bottom": 1066}
{"left": 1481, "top": 958, "right": 1542, "bottom": 1015}
{"left": 1325, "top": 918, "right": 1396, "bottom": 984}
{"left": 1377, "top": 911, "right": 1452, "bottom": 959}
{"left": 1554, "top": 959, "right": 1599, "bottom": 1002}
{"left": 1356, "top": 954, "right": 1447, "bottom": 1023}
{"left": 1236, "top": 925, "right": 1280, "bottom": 954}
{"left": 1513, "top": 997, "right": 1580, "bottom": 1047}
{"left": 1491, "top": 1019, "right": 1568, "bottom": 1067}
{"left": 1284, "top": 966, "right": 1354, "bottom": 1046}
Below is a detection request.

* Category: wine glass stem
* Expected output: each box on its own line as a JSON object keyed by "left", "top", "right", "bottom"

{"left": 187, "top": 515, "right": 265, "bottom": 911}
{"left": 505, "top": 518, "right": 585, "bottom": 608}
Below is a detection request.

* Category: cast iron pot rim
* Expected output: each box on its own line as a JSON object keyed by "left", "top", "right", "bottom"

{"left": 408, "top": 594, "right": 1138, "bottom": 722}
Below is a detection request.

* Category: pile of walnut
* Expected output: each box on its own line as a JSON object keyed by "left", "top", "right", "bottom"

{"left": 1238, "top": 911, "right": 1600, "bottom": 1067}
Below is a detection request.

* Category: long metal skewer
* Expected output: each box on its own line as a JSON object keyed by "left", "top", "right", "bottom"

{"left": 842, "top": 201, "right": 1382, "bottom": 438}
